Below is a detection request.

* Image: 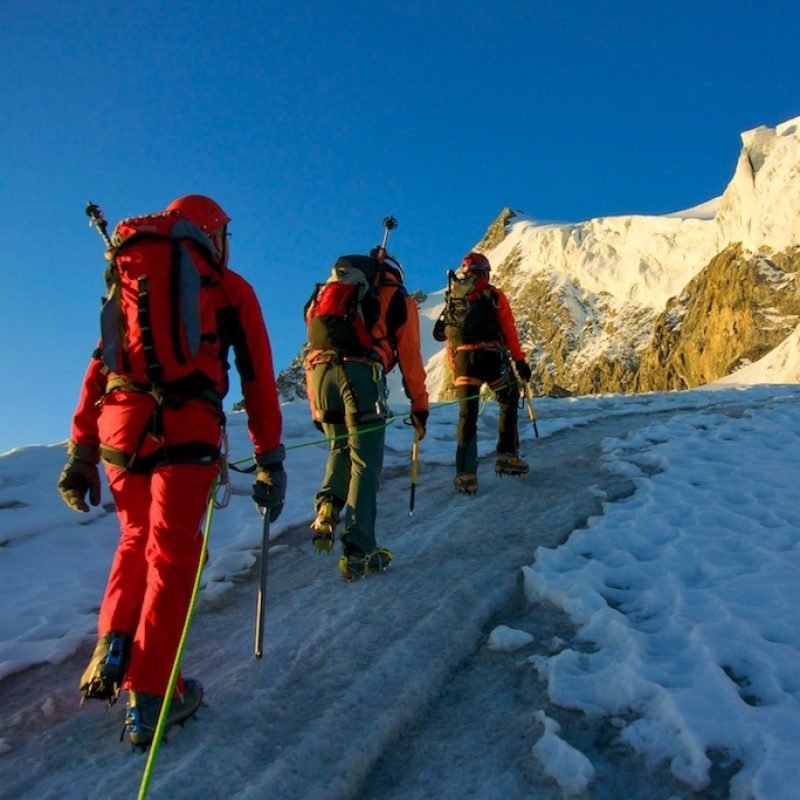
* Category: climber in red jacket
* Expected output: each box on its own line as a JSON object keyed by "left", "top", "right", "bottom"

{"left": 433, "top": 251, "right": 532, "bottom": 496}
{"left": 57, "top": 195, "right": 285, "bottom": 746}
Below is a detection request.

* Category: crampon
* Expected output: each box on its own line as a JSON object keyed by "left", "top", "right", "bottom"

{"left": 311, "top": 499, "right": 340, "bottom": 552}
{"left": 495, "top": 453, "right": 529, "bottom": 477}
{"left": 454, "top": 474, "right": 478, "bottom": 495}
{"left": 79, "top": 632, "right": 131, "bottom": 707}
{"left": 338, "top": 548, "right": 393, "bottom": 581}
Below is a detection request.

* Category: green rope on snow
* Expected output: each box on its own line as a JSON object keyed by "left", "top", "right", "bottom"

{"left": 228, "top": 416, "right": 401, "bottom": 469}
{"left": 286, "top": 414, "right": 401, "bottom": 452}
{"left": 228, "top": 381, "right": 514, "bottom": 467}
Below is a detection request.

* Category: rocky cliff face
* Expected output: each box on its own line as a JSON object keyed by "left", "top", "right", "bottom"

{"left": 633, "top": 246, "right": 800, "bottom": 391}
{"left": 276, "top": 347, "right": 309, "bottom": 402}
{"left": 490, "top": 248, "right": 656, "bottom": 396}
{"left": 483, "top": 234, "right": 800, "bottom": 399}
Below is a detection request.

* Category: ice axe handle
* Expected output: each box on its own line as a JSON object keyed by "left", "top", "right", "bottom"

{"left": 254, "top": 511, "right": 270, "bottom": 658}
{"left": 524, "top": 383, "right": 540, "bottom": 439}
{"left": 409, "top": 431, "right": 419, "bottom": 515}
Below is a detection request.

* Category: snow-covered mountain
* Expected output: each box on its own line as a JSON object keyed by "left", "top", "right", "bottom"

{"left": 421, "top": 116, "right": 800, "bottom": 400}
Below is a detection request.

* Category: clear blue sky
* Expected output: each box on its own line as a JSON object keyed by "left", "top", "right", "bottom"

{"left": 1, "top": 0, "right": 798, "bottom": 452}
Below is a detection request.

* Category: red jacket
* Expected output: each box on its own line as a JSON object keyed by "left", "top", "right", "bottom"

{"left": 369, "top": 276, "right": 429, "bottom": 412}
{"left": 493, "top": 287, "right": 526, "bottom": 362}
{"left": 71, "top": 268, "right": 282, "bottom": 458}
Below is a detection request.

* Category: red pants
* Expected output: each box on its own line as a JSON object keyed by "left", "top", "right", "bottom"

{"left": 97, "top": 394, "right": 220, "bottom": 696}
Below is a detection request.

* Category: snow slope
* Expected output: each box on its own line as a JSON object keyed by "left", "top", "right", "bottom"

{"left": 2, "top": 376, "right": 800, "bottom": 798}
{"left": 716, "top": 322, "right": 800, "bottom": 385}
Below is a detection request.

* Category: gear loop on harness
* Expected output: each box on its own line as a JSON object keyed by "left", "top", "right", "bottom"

{"left": 307, "top": 350, "right": 387, "bottom": 427}
{"left": 98, "top": 376, "right": 224, "bottom": 473}
{"left": 214, "top": 433, "right": 232, "bottom": 509}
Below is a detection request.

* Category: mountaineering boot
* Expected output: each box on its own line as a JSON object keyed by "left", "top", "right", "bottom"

{"left": 495, "top": 453, "right": 529, "bottom": 477}
{"left": 453, "top": 474, "right": 478, "bottom": 495}
{"left": 124, "top": 678, "right": 204, "bottom": 748}
{"left": 310, "top": 498, "right": 341, "bottom": 552}
{"left": 79, "top": 631, "right": 132, "bottom": 706}
{"left": 338, "top": 548, "right": 393, "bottom": 581}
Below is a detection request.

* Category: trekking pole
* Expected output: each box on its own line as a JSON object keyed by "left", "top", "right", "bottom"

{"left": 409, "top": 429, "right": 420, "bottom": 515}
{"left": 381, "top": 215, "right": 398, "bottom": 252}
{"left": 85, "top": 201, "right": 113, "bottom": 248}
{"left": 254, "top": 510, "right": 270, "bottom": 658}
{"left": 524, "top": 382, "right": 540, "bottom": 439}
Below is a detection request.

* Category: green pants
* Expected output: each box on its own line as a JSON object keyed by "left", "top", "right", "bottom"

{"left": 309, "top": 359, "right": 387, "bottom": 555}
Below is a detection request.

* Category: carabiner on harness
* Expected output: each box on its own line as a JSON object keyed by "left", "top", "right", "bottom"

{"left": 214, "top": 432, "right": 232, "bottom": 509}
{"left": 372, "top": 363, "right": 390, "bottom": 419}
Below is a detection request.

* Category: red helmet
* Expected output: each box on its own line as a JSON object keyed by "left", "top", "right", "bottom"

{"left": 166, "top": 195, "right": 231, "bottom": 233}
{"left": 461, "top": 252, "right": 490, "bottom": 274}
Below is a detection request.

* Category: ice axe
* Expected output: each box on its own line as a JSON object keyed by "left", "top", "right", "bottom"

{"left": 254, "top": 511, "right": 270, "bottom": 658}
{"left": 85, "top": 201, "right": 113, "bottom": 248}
{"left": 524, "top": 382, "right": 540, "bottom": 439}
{"left": 409, "top": 428, "right": 420, "bottom": 515}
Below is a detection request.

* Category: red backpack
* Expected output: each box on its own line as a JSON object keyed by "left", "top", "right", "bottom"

{"left": 305, "top": 255, "right": 383, "bottom": 355}
{"left": 99, "top": 210, "right": 226, "bottom": 393}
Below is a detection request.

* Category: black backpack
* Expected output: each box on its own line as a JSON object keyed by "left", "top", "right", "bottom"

{"left": 434, "top": 269, "right": 501, "bottom": 345}
{"left": 305, "top": 255, "right": 383, "bottom": 354}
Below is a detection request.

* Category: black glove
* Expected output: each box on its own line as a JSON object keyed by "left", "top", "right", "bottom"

{"left": 252, "top": 446, "right": 287, "bottom": 522}
{"left": 515, "top": 359, "right": 532, "bottom": 383}
{"left": 253, "top": 467, "right": 287, "bottom": 522}
{"left": 57, "top": 442, "right": 101, "bottom": 513}
{"left": 411, "top": 409, "right": 428, "bottom": 440}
